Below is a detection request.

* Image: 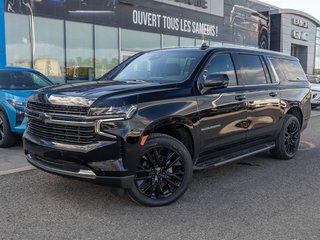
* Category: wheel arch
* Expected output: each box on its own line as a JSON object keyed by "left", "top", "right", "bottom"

{"left": 142, "top": 117, "right": 197, "bottom": 162}
{"left": 286, "top": 107, "right": 303, "bottom": 128}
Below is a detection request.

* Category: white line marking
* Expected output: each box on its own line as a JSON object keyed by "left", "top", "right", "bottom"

{"left": 0, "top": 166, "right": 35, "bottom": 176}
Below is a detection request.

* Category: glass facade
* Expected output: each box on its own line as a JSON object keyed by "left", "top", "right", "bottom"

{"left": 5, "top": 13, "right": 32, "bottom": 68}
{"left": 33, "top": 16, "right": 65, "bottom": 84}
{"left": 95, "top": 25, "right": 118, "bottom": 78}
{"left": 163, "top": 35, "right": 179, "bottom": 49}
{"left": 66, "top": 21, "right": 94, "bottom": 82}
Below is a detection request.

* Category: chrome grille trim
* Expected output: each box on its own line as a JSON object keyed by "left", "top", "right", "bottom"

{"left": 27, "top": 101, "right": 89, "bottom": 115}
{"left": 26, "top": 102, "right": 97, "bottom": 145}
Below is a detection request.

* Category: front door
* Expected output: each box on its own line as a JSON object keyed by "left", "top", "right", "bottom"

{"left": 196, "top": 53, "right": 248, "bottom": 164}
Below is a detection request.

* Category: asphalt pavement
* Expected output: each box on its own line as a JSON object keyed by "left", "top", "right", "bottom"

{"left": 1, "top": 112, "right": 320, "bottom": 239}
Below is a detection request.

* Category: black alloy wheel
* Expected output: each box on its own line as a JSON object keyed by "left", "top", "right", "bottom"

{"left": 128, "top": 133, "right": 193, "bottom": 206}
{"left": 271, "top": 115, "right": 301, "bottom": 160}
{"left": 284, "top": 121, "right": 300, "bottom": 155}
{"left": 0, "top": 112, "right": 17, "bottom": 148}
{"left": 0, "top": 117, "right": 4, "bottom": 141}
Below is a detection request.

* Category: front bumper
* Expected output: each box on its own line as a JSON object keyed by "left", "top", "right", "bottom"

{"left": 23, "top": 132, "right": 135, "bottom": 188}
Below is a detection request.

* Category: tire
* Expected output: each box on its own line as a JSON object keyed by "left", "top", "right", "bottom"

{"left": 127, "top": 133, "right": 193, "bottom": 207}
{"left": 270, "top": 115, "right": 301, "bottom": 160}
{"left": 0, "top": 112, "right": 17, "bottom": 148}
{"left": 259, "top": 33, "right": 268, "bottom": 49}
{"left": 5, "top": 0, "right": 33, "bottom": 14}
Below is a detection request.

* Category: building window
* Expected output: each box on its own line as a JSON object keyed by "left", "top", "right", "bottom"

{"left": 66, "top": 21, "right": 94, "bottom": 82}
{"left": 5, "top": 13, "right": 32, "bottom": 68}
{"left": 180, "top": 37, "right": 195, "bottom": 47}
{"left": 95, "top": 25, "right": 118, "bottom": 78}
{"left": 121, "top": 29, "right": 161, "bottom": 51}
{"left": 33, "top": 16, "right": 65, "bottom": 84}
{"left": 196, "top": 39, "right": 205, "bottom": 47}
{"left": 163, "top": 35, "right": 179, "bottom": 48}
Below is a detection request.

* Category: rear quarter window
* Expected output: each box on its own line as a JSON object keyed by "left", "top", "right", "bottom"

{"left": 269, "top": 58, "right": 306, "bottom": 82}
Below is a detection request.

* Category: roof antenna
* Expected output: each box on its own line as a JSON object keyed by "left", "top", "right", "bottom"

{"left": 200, "top": 42, "right": 209, "bottom": 50}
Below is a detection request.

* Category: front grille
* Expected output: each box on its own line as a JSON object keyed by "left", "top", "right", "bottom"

{"left": 27, "top": 102, "right": 89, "bottom": 116}
{"left": 28, "top": 118, "right": 96, "bottom": 145}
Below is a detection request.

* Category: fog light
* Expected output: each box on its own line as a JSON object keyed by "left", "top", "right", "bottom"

{"left": 88, "top": 159, "right": 124, "bottom": 172}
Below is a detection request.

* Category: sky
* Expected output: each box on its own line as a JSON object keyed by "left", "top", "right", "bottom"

{"left": 261, "top": 0, "right": 320, "bottom": 21}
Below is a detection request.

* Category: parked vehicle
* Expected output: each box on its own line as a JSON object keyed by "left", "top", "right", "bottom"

{"left": 24, "top": 46, "right": 311, "bottom": 206}
{"left": 307, "top": 75, "right": 320, "bottom": 109}
{"left": 0, "top": 67, "right": 53, "bottom": 147}
{"left": 230, "top": 5, "right": 269, "bottom": 49}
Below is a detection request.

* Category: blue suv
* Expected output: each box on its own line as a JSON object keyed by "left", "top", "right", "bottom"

{"left": 0, "top": 67, "right": 53, "bottom": 147}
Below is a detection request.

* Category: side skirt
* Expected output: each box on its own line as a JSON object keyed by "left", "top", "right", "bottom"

{"left": 194, "top": 142, "right": 275, "bottom": 170}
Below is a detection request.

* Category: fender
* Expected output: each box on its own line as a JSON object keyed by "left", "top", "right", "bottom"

{"left": 141, "top": 115, "right": 200, "bottom": 161}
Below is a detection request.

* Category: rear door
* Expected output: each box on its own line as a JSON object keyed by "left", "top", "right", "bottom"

{"left": 196, "top": 52, "right": 248, "bottom": 164}
{"left": 233, "top": 53, "right": 281, "bottom": 143}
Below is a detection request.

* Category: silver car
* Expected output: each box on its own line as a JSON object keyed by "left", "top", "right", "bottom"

{"left": 308, "top": 75, "right": 320, "bottom": 109}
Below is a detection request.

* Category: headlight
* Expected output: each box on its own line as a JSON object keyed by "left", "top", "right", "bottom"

{"left": 88, "top": 105, "right": 137, "bottom": 119}
{"left": 7, "top": 99, "right": 26, "bottom": 108}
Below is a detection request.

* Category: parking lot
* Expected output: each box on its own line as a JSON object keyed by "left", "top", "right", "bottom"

{"left": 1, "top": 111, "right": 320, "bottom": 240}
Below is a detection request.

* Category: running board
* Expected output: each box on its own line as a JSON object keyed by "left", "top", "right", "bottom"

{"left": 194, "top": 143, "right": 275, "bottom": 170}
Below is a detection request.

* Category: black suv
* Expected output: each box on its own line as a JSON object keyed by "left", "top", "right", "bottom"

{"left": 23, "top": 47, "right": 311, "bottom": 206}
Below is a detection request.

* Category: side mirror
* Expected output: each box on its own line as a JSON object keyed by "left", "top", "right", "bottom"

{"left": 204, "top": 74, "right": 229, "bottom": 89}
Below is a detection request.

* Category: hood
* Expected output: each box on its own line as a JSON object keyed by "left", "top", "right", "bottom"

{"left": 28, "top": 80, "right": 177, "bottom": 107}
{"left": 0, "top": 89, "right": 36, "bottom": 102}
{"left": 310, "top": 83, "right": 320, "bottom": 91}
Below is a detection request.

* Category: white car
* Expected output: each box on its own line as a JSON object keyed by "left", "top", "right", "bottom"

{"left": 311, "top": 83, "right": 320, "bottom": 109}
{"left": 308, "top": 75, "right": 320, "bottom": 109}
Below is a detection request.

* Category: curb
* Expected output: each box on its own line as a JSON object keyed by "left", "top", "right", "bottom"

{"left": 0, "top": 166, "right": 35, "bottom": 176}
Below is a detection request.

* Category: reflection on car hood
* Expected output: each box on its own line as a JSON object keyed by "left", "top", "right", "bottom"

{"left": 29, "top": 80, "right": 177, "bottom": 107}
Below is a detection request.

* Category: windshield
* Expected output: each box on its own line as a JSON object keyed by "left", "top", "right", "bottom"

{"left": 113, "top": 51, "right": 205, "bottom": 82}
{"left": 0, "top": 70, "right": 52, "bottom": 90}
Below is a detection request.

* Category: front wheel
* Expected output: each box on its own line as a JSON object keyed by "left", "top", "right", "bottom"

{"left": 270, "top": 115, "right": 301, "bottom": 160}
{"left": 128, "top": 133, "right": 193, "bottom": 206}
{"left": 0, "top": 112, "right": 17, "bottom": 148}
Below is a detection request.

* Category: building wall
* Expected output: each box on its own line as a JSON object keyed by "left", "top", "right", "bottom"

{"left": 2, "top": 0, "right": 319, "bottom": 81}
{"left": 315, "top": 29, "right": 320, "bottom": 74}
{"left": 279, "top": 13, "right": 317, "bottom": 74}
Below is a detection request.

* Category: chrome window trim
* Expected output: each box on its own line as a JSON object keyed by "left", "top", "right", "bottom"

{"left": 266, "top": 57, "right": 280, "bottom": 84}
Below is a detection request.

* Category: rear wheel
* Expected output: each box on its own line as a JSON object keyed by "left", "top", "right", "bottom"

{"left": 271, "top": 115, "right": 301, "bottom": 160}
{"left": 0, "top": 112, "right": 17, "bottom": 148}
{"left": 128, "top": 133, "right": 193, "bottom": 206}
{"left": 259, "top": 33, "right": 268, "bottom": 49}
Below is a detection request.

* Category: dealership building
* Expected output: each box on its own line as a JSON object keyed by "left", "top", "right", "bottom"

{"left": 0, "top": 0, "right": 319, "bottom": 84}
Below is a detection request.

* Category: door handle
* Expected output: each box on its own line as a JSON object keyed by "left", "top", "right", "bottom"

{"left": 269, "top": 92, "right": 278, "bottom": 97}
{"left": 235, "top": 95, "right": 246, "bottom": 101}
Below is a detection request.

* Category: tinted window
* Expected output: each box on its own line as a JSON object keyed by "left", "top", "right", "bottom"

{"left": 203, "top": 54, "right": 237, "bottom": 86}
{"left": 238, "top": 54, "right": 267, "bottom": 85}
{"left": 0, "top": 71, "right": 51, "bottom": 90}
{"left": 269, "top": 58, "right": 306, "bottom": 82}
{"left": 114, "top": 51, "right": 204, "bottom": 82}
